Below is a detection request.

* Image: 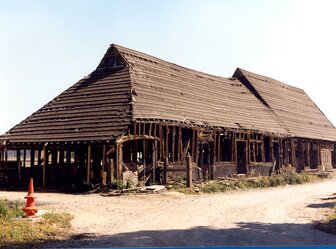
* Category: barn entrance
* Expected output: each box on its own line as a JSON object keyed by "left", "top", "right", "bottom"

{"left": 236, "top": 141, "right": 247, "bottom": 174}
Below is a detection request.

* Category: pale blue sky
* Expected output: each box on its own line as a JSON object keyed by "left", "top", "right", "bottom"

{"left": 1, "top": 0, "right": 336, "bottom": 134}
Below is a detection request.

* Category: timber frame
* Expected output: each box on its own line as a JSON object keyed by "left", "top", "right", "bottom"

{"left": 1, "top": 121, "right": 335, "bottom": 188}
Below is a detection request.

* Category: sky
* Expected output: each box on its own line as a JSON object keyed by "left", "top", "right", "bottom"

{"left": 0, "top": 0, "right": 336, "bottom": 134}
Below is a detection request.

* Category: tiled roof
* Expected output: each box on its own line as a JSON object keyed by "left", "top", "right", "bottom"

{"left": 234, "top": 68, "right": 336, "bottom": 141}
{"left": 4, "top": 44, "right": 333, "bottom": 144}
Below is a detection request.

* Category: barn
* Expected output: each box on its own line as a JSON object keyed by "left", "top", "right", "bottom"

{"left": 0, "top": 44, "right": 335, "bottom": 188}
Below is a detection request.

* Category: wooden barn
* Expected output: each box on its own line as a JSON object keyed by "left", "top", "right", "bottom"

{"left": 0, "top": 44, "right": 335, "bottom": 188}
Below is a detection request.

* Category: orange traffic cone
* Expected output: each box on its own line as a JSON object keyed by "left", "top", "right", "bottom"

{"left": 23, "top": 178, "right": 38, "bottom": 218}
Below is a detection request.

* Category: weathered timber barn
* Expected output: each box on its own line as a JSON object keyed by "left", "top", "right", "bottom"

{"left": 1, "top": 44, "right": 336, "bottom": 188}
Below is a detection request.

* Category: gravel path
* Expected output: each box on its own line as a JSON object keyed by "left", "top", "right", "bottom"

{"left": 2, "top": 180, "right": 336, "bottom": 247}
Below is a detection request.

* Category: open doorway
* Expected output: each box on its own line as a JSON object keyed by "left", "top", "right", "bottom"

{"left": 236, "top": 141, "right": 247, "bottom": 174}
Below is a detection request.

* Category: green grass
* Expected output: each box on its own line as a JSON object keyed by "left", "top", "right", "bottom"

{"left": 173, "top": 172, "right": 323, "bottom": 194}
{"left": 0, "top": 199, "right": 72, "bottom": 247}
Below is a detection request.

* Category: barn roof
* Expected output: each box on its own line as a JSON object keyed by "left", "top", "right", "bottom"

{"left": 233, "top": 68, "right": 336, "bottom": 141}
{"left": 4, "top": 43, "right": 333, "bottom": 144}
{"left": 0, "top": 47, "right": 133, "bottom": 143}
{"left": 112, "top": 44, "right": 287, "bottom": 136}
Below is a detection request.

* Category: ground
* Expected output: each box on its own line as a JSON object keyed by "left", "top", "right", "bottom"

{"left": 1, "top": 179, "right": 336, "bottom": 247}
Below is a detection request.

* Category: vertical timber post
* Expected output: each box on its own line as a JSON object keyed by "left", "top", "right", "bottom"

{"left": 30, "top": 149, "right": 35, "bottom": 179}
{"left": 42, "top": 145, "right": 47, "bottom": 188}
{"left": 102, "top": 145, "right": 107, "bottom": 185}
{"left": 186, "top": 153, "right": 192, "bottom": 188}
{"left": 152, "top": 140, "right": 157, "bottom": 184}
{"left": 17, "top": 149, "right": 21, "bottom": 181}
{"left": 116, "top": 143, "right": 123, "bottom": 180}
{"left": 163, "top": 157, "right": 168, "bottom": 185}
{"left": 86, "top": 145, "right": 91, "bottom": 184}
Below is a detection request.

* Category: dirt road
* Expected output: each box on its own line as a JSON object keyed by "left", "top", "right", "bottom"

{"left": 2, "top": 180, "right": 336, "bottom": 247}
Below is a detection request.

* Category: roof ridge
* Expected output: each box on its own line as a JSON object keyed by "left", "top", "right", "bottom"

{"left": 237, "top": 67, "right": 304, "bottom": 92}
{"left": 112, "top": 44, "right": 233, "bottom": 82}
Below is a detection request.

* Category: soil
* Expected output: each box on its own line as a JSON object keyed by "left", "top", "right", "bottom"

{"left": 1, "top": 179, "right": 336, "bottom": 247}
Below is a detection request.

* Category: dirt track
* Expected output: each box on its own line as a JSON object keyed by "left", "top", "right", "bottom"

{"left": 2, "top": 180, "right": 336, "bottom": 247}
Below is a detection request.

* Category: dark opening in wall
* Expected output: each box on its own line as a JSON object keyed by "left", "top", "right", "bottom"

{"left": 220, "top": 135, "right": 232, "bottom": 161}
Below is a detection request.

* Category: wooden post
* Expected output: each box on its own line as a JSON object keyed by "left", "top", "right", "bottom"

{"left": 163, "top": 157, "right": 168, "bottom": 184}
{"left": 178, "top": 127, "right": 182, "bottom": 162}
{"left": 213, "top": 131, "right": 217, "bottom": 163}
{"left": 270, "top": 137, "right": 274, "bottom": 163}
{"left": 152, "top": 140, "right": 157, "bottom": 184}
{"left": 159, "top": 125, "right": 163, "bottom": 160}
{"left": 37, "top": 149, "right": 42, "bottom": 168}
{"left": 4, "top": 148, "right": 8, "bottom": 168}
{"left": 149, "top": 123, "right": 152, "bottom": 136}
{"left": 116, "top": 143, "right": 123, "bottom": 180}
{"left": 217, "top": 131, "right": 220, "bottom": 161}
{"left": 186, "top": 153, "right": 192, "bottom": 188}
{"left": 290, "top": 139, "right": 296, "bottom": 169}
{"left": 191, "top": 129, "right": 195, "bottom": 162}
{"left": 30, "top": 149, "right": 35, "bottom": 179}
{"left": 165, "top": 125, "right": 169, "bottom": 161}
{"left": 261, "top": 135, "right": 265, "bottom": 162}
{"left": 172, "top": 126, "right": 175, "bottom": 162}
{"left": 102, "top": 145, "right": 107, "bottom": 185}
{"left": 153, "top": 123, "right": 157, "bottom": 138}
{"left": 307, "top": 141, "right": 311, "bottom": 168}
{"left": 195, "top": 130, "right": 199, "bottom": 165}
{"left": 42, "top": 146, "right": 47, "bottom": 188}
{"left": 16, "top": 149, "right": 21, "bottom": 180}
{"left": 317, "top": 142, "right": 321, "bottom": 166}
{"left": 86, "top": 145, "right": 91, "bottom": 184}
{"left": 51, "top": 149, "right": 57, "bottom": 186}
{"left": 23, "top": 149, "right": 26, "bottom": 168}
{"left": 199, "top": 142, "right": 204, "bottom": 180}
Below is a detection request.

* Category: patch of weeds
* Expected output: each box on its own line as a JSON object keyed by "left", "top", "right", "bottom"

{"left": 0, "top": 199, "right": 72, "bottom": 247}
{"left": 198, "top": 172, "right": 322, "bottom": 194}
{"left": 111, "top": 180, "right": 125, "bottom": 190}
